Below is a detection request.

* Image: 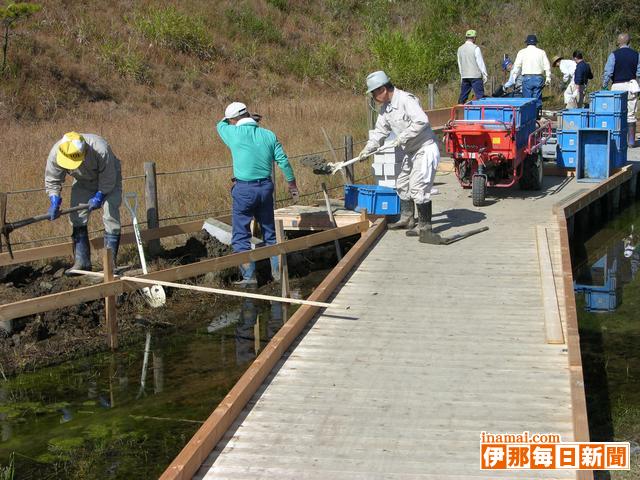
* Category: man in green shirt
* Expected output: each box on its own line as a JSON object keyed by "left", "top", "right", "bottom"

{"left": 217, "top": 102, "right": 298, "bottom": 287}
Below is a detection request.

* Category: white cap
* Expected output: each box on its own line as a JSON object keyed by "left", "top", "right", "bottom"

{"left": 366, "top": 70, "right": 390, "bottom": 93}
{"left": 224, "top": 102, "right": 248, "bottom": 120}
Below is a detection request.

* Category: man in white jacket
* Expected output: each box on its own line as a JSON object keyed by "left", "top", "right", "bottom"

{"left": 357, "top": 71, "right": 440, "bottom": 244}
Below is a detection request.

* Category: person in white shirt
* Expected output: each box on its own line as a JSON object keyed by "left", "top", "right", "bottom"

{"left": 357, "top": 71, "right": 440, "bottom": 244}
{"left": 512, "top": 34, "right": 552, "bottom": 113}
{"left": 457, "top": 29, "right": 488, "bottom": 104}
{"left": 552, "top": 55, "right": 578, "bottom": 109}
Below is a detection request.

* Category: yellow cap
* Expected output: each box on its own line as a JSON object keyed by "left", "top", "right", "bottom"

{"left": 56, "top": 132, "right": 86, "bottom": 170}
{"left": 465, "top": 29, "right": 477, "bottom": 38}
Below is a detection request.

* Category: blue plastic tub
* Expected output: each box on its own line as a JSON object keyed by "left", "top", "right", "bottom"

{"left": 464, "top": 98, "right": 537, "bottom": 128}
{"left": 576, "top": 129, "right": 613, "bottom": 182}
{"left": 559, "top": 131, "right": 578, "bottom": 151}
{"left": 557, "top": 148, "right": 577, "bottom": 168}
{"left": 558, "top": 108, "right": 589, "bottom": 131}
{"left": 556, "top": 130, "right": 578, "bottom": 168}
{"left": 589, "top": 90, "right": 628, "bottom": 114}
{"left": 344, "top": 184, "right": 400, "bottom": 215}
{"left": 589, "top": 112, "right": 627, "bottom": 131}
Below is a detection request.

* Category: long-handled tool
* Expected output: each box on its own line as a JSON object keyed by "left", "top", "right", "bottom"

{"left": 123, "top": 192, "right": 166, "bottom": 308}
{"left": 303, "top": 144, "right": 396, "bottom": 176}
{"left": 421, "top": 226, "right": 489, "bottom": 245}
{"left": 0, "top": 192, "right": 90, "bottom": 258}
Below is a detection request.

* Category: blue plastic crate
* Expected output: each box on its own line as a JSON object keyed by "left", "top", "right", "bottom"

{"left": 576, "top": 129, "right": 613, "bottom": 182}
{"left": 589, "top": 112, "right": 627, "bottom": 131}
{"left": 344, "top": 184, "right": 400, "bottom": 215}
{"left": 464, "top": 98, "right": 537, "bottom": 128}
{"left": 585, "top": 290, "right": 617, "bottom": 312}
{"left": 558, "top": 108, "right": 590, "bottom": 131}
{"left": 559, "top": 130, "right": 578, "bottom": 150}
{"left": 610, "top": 131, "right": 628, "bottom": 168}
{"left": 557, "top": 148, "right": 578, "bottom": 168}
{"left": 589, "top": 90, "right": 628, "bottom": 114}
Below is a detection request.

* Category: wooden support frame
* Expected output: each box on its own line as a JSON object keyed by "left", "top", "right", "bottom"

{"left": 0, "top": 220, "right": 369, "bottom": 322}
{"left": 103, "top": 248, "right": 118, "bottom": 350}
{"left": 160, "top": 217, "right": 386, "bottom": 480}
{"left": 275, "top": 220, "right": 290, "bottom": 299}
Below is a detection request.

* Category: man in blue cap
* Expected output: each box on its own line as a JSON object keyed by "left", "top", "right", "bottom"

{"left": 493, "top": 57, "right": 522, "bottom": 97}
{"left": 511, "top": 34, "right": 551, "bottom": 112}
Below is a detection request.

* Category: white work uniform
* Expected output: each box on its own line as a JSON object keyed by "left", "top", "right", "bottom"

{"left": 45, "top": 134, "right": 122, "bottom": 234}
{"left": 558, "top": 59, "right": 578, "bottom": 108}
{"left": 363, "top": 89, "right": 439, "bottom": 204}
{"left": 512, "top": 45, "right": 552, "bottom": 82}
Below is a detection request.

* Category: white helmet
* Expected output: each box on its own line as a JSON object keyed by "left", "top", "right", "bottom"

{"left": 366, "top": 70, "right": 390, "bottom": 93}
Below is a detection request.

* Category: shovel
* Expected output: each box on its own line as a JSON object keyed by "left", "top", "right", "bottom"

{"left": 0, "top": 192, "right": 90, "bottom": 258}
{"left": 420, "top": 226, "right": 489, "bottom": 245}
{"left": 123, "top": 192, "right": 166, "bottom": 308}
{"left": 303, "top": 144, "right": 396, "bottom": 176}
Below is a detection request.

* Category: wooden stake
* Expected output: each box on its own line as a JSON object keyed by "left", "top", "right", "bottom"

{"left": 275, "top": 220, "right": 290, "bottom": 299}
{"left": 103, "top": 247, "right": 118, "bottom": 350}
{"left": 144, "top": 162, "right": 161, "bottom": 256}
{"left": 321, "top": 182, "right": 342, "bottom": 261}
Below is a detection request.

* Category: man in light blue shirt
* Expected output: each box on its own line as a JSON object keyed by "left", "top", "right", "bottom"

{"left": 217, "top": 102, "right": 298, "bottom": 287}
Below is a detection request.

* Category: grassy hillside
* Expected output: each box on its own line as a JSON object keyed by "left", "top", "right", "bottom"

{"left": 0, "top": 0, "right": 638, "bottom": 245}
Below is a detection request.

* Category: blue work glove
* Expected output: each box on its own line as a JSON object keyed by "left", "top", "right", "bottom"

{"left": 88, "top": 191, "right": 105, "bottom": 211}
{"left": 48, "top": 195, "right": 62, "bottom": 221}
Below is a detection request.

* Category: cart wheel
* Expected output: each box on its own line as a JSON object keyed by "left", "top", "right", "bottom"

{"left": 520, "top": 152, "right": 544, "bottom": 190}
{"left": 472, "top": 175, "right": 486, "bottom": 207}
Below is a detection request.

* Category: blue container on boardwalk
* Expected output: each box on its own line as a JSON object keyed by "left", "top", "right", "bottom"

{"left": 589, "top": 90, "right": 628, "bottom": 114}
{"left": 558, "top": 108, "right": 590, "bottom": 131}
{"left": 589, "top": 112, "right": 627, "bottom": 132}
{"left": 576, "top": 129, "right": 613, "bottom": 182}
{"left": 556, "top": 147, "right": 578, "bottom": 168}
{"left": 344, "top": 184, "right": 400, "bottom": 215}
{"left": 556, "top": 130, "right": 578, "bottom": 167}
{"left": 610, "top": 131, "right": 628, "bottom": 168}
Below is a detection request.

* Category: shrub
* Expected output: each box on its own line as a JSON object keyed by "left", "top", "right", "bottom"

{"left": 225, "top": 6, "right": 282, "bottom": 44}
{"left": 99, "top": 39, "right": 151, "bottom": 84}
{"left": 134, "top": 6, "right": 213, "bottom": 58}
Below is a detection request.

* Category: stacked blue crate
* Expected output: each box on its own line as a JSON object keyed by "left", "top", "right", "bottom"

{"left": 464, "top": 98, "right": 537, "bottom": 149}
{"left": 556, "top": 108, "right": 589, "bottom": 167}
{"left": 589, "top": 91, "right": 628, "bottom": 167}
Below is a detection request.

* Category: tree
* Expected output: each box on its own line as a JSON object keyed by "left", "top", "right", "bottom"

{"left": 0, "top": 2, "right": 41, "bottom": 73}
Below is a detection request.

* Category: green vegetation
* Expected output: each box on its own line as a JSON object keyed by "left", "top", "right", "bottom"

{"left": 0, "top": 1, "right": 40, "bottom": 72}
{"left": 1, "top": 0, "right": 640, "bottom": 119}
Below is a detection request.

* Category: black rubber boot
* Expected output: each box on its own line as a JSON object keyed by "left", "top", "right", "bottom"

{"left": 65, "top": 226, "right": 92, "bottom": 276}
{"left": 418, "top": 201, "right": 442, "bottom": 244}
{"left": 103, "top": 232, "right": 120, "bottom": 271}
{"left": 628, "top": 122, "right": 637, "bottom": 148}
{"left": 406, "top": 201, "right": 430, "bottom": 237}
{"left": 388, "top": 199, "right": 415, "bottom": 230}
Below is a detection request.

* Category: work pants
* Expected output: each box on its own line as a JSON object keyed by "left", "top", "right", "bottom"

{"left": 611, "top": 81, "right": 639, "bottom": 123}
{"left": 522, "top": 75, "right": 545, "bottom": 110}
{"left": 231, "top": 178, "right": 277, "bottom": 252}
{"left": 458, "top": 78, "right": 484, "bottom": 104}
{"left": 396, "top": 141, "right": 440, "bottom": 205}
{"left": 69, "top": 181, "right": 122, "bottom": 234}
{"left": 564, "top": 81, "right": 579, "bottom": 109}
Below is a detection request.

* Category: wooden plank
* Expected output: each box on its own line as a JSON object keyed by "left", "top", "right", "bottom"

{"left": 275, "top": 220, "right": 290, "bottom": 299}
{"left": 159, "top": 218, "right": 386, "bottom": 480}
{"left": 535, "top": 226, "right": 565, "bottom": 344}
{"left": 0, "top": 216, "right": 230, "bottom": 267}
{"left": 0, "top": 221, "right": 369, "bottom": 322}
{"left": 103, "top": 248, "right": 117, "bottom": 350}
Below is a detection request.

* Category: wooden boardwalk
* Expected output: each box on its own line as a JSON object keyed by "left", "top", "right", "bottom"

{"left": 187, "top": 156, "right": 640, "bottom": 480}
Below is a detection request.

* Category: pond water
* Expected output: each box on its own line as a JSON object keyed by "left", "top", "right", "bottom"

{"left": 0, "top": 272, "right": 324, "bottom": 479}
{"left": 572, "top": 203, "right": 640, "bottom": 479}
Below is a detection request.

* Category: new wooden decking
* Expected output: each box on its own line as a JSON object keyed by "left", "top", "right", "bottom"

{"left": 191, "top": 162, "right": 626, "bottom": 479}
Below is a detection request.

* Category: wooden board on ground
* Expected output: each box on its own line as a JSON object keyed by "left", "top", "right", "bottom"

{"left": 535, "top": 225, "right": 565, "bottom": 344}
{"left": 274, "top": 205, "right": 364, "bottom": 231}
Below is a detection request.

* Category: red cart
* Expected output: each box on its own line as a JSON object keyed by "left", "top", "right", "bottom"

{"left": 443, "top": 103, "right": 552, "bottom": 206}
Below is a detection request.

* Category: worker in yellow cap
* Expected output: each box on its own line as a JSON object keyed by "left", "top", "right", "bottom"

{"left": 457, "top": 29, "right": 489, "bottom": 103}
{"left": 44, "top": 132, "right": 122, "bottom": 275}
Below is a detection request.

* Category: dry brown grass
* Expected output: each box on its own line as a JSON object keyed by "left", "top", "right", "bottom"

{"left": 0, "top": 92, "right": 371, "bottom": 248}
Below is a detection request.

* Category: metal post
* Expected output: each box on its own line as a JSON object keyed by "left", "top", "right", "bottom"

{"left": 367, "top": 96, "right": 376, "bottom": 130}
{"left": 428, "top": 84, "right": 435, "bottom": 110}
{"left": 344, "top": 136, "right": 355, "bottom": 184}
{"left": 104, "top": 247, "right": 118, "bottom": 350}
{"left": 490, "top": 76, "right": 495, "bottom": 96}
{"left": 143, "top": 162, "right": 161, "bottom": 256}
{"left": 275, "top": 219, "right": 290, "bottom": 299}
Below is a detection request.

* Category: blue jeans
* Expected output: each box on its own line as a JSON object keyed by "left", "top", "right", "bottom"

{"left": 458, "top": 78, "right": 484, "bottom": 104}
{"left": 522, "top": 75, "right": 545, "bottom": 110}
{"left": 232, "top": 178, "right": 277, "bottom": 280}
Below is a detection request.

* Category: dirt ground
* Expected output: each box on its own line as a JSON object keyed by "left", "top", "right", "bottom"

{"left": 0, "top": 230, "right": 344, "bottom": 376}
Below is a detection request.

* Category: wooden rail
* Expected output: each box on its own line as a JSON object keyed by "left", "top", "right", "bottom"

{"left": 160, "top": 217, "right": 386, "bottom": 480}
{"left": 0, "top": 220, "right": 369, "bottom": 322}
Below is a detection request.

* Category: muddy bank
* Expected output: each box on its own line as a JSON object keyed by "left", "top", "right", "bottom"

{"left": 0, "top": 230, "right": 350, "bottom": 376}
